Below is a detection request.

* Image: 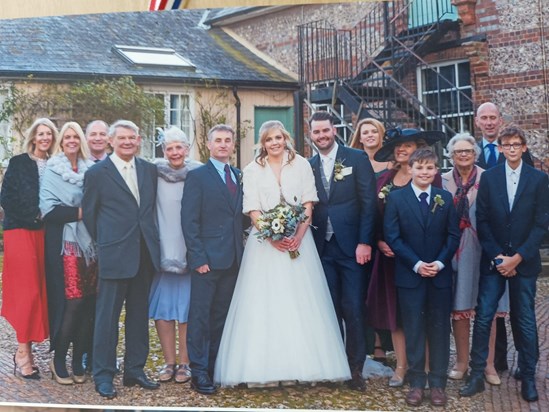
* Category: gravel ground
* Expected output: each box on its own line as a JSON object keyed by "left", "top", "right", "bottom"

{"left": 1, "top": 277, "right": 547, "bottom": 411}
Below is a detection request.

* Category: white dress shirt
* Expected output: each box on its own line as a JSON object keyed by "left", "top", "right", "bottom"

{"left": 505, "top": 160, "right": 522, "bottom": 210}
{"left": 319, "top": 142, "right": 339, "bottom": 180}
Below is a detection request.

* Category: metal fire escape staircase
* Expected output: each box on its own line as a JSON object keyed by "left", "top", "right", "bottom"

{"left": 298, "top": 0, "right": 472, "bottom": 144}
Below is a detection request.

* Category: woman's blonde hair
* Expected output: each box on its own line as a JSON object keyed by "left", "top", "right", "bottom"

{"left": 55, "top": 122, "right": 90, "bottom": 160}
{"left": 23, "top": 118, "right": 59, "bottom": 156}
{"left": 255, "top": 120, "right": 296, "bottom": 166}
{"left": 349, "top": 118, "right": 385, "bottom": 150}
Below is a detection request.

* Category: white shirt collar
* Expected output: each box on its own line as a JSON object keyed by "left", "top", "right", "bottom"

{"left": 505, "top": 159, "right": 523, "bottom": 176}
{"left": 319, "top": 142, "right": 339, "bottom": 162}
{"left": 110, "top": 151, "right": 135, "bottom": 172}
{"left": 411, "top": 182, "right": 432, "bottom": 200}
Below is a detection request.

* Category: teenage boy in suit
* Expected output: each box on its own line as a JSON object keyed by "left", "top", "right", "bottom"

{"left": 460, "top": 125, "right": 549, "bottom": 402}
{"left": 384, "top": 148, "right": 460, "bottom": 407}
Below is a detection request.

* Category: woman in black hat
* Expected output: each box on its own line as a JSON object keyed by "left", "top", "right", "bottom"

{"left": 365, "top": 128, "right": 444, "bottom": 388}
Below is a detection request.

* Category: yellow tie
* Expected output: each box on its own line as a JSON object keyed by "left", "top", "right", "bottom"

{"left": 123, "top": 163, "right": 140, "bottom": 205}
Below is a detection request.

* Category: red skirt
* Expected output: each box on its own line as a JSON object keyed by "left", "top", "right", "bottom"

{"left": 1, "top": 228, "right": 49, "bottom": 343}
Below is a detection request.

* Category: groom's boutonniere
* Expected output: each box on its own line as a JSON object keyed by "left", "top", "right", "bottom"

{"left": 431, "top": 194, "right": 445, "bottom": 213}
{"left": 378, "top": 183, "right": 393, "bottom": 203}
{"left": 333, "top": 159, "right": 352, "bottom": 182}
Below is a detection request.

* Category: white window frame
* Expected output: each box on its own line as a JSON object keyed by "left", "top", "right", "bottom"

{"left": 416, "top": 59, "right": 474, "bottom": 134}
{"left": 113, "top": 45, "right": 195, "bottom": 69}
{"left": 143, "top": 88, "right": 195, "bottom": 160}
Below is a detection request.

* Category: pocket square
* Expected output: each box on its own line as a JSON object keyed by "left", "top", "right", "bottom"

{"left": 341, "top": 167, "right": 353, "bottom": 176}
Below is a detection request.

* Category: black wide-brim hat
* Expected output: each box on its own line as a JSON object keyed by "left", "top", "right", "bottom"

{"left": 374, "top": 128, "right": 446, "bottom": 162}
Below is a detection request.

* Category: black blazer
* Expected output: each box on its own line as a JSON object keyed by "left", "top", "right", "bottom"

{"left": 476, "top": 163, "right": 549, "bottom": 276}
{"left": 181, "top": 160, "right": 245, "bottom": 271}
{"left": 309, "top": 145, "right": 376, "bottom": 257}
{"left": 82, "top": 156, "right": 160, "bottom": 280}
{"left": 0, "top": 153, "right": 43, "bottom": 230}
{"left": 476, "top": 141, "right": 533, "bottom": 170}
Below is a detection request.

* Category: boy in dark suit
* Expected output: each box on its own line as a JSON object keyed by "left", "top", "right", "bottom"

{"left": 460, "top": 125, "right": 549, "bottom": 402}
{"left": 384, "top": 149, "right": 460, "bottom": 407}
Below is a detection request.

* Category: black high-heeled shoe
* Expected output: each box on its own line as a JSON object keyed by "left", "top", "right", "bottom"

{"left": 13, "top": 354, "right": 40, "bottom": 380}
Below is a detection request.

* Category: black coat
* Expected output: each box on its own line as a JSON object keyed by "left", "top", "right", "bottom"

{"left": 0, "top": 153, "right": 43, "bottom": 230}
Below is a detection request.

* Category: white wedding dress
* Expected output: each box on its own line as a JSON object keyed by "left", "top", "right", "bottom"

{"left": 214, "top": 153, "right": 351, "bottom": 387}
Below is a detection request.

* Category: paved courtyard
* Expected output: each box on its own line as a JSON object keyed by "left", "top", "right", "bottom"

{"left": 0, "top": 278, "right": 547, "bottom": 411}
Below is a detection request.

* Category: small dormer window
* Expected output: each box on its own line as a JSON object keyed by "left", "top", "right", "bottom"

{"left": 113, "top": 45, "right": 194, "bottom": 69}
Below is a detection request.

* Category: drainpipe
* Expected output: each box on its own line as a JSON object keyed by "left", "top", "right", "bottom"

{"left": 232, "top": 86, "right": 241, "bottom": 169}
{"left": 294, "top": 89, "right": 304, "bottom": 155}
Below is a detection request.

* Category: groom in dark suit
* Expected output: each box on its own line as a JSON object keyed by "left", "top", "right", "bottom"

{"left": 384, "top": 149, "right": 460, "bottom": 407}
{"left": 181, "top": 124, "right": 245, "bottom": 395}
{"left": 83, "top": 120, "right": 161, "bottom": 399}
{"left": 309, "top": 111, "right": 376, "bottom": 391}
{"left": 460, "top": 125, "right": 549, "bottom": 402}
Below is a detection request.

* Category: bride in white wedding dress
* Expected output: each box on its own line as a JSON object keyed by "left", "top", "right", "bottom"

{"left": 214, "top": 120, "right": 351, "bottom": 387}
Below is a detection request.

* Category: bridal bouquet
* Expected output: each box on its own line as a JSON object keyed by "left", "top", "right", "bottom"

{"left": 255, "top": 196, "right": 308, "bottom": 259}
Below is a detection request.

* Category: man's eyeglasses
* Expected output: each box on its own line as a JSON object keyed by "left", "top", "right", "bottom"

{"left": 500, "top": 143, "right": 524, "bottom": 150}
{"left": 453, "top": 149, "right": 475, "bottom": 156}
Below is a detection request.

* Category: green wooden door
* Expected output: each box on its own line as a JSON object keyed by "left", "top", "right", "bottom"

{"left": 254, "top": 107, "right": 294, "bottom": 144}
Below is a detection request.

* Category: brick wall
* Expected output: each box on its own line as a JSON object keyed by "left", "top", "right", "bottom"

{"left": 220, "top": 1, "right": 549, "bottom": 167}
{"left": 224, "top": 2, "right": 376, "bottom": 77}
{"left": 462, "top": 0, "right": 549, "bottom": 166}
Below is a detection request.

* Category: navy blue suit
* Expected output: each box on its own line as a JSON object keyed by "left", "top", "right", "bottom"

{"left": 384, "top": 184, "right": 460, "bottom": 389}
{"left": 82, "top": 156, "right": 160, "bottom": 385}
{"left": 310, "top": 145, "right": 376, "bottom": 371}
{"left": 181, "top": 160, "right": 244, "bottom": 378}
{"left": 470, "top": 163, "right": 549, "bottom": 380}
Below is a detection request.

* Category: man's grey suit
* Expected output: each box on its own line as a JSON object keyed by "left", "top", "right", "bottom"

{"left": 82, "top": 156, "right": 160, "bottom": 384}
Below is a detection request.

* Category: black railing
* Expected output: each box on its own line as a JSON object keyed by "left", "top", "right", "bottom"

{"left": 298, "top": 0, "right": 470, "bottom": 137}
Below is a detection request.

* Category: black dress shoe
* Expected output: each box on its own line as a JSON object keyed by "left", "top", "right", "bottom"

{"left": 95, "top": 382, "right": 117, "bottom": 399}
{"left": 521, "top": 379, "right": 538, "bottom": 402}
{"left": 191, "top": 375, "right": 217, "bottom": 395}
{"left": 459, "top": 374, "right": 485, "bottom": 397}
{"left": 513, "top": 367, "right": 522, "bottom": 380}
{"left": 123, "top": 375, "right": 160, "bottom": 390}
{"left": 346, "top": 370, "right": 366, "bottom": 392}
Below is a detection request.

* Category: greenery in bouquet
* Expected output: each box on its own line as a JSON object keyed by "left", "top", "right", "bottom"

{"left": 255, "top": 196, "right": 308, "bottom": 259}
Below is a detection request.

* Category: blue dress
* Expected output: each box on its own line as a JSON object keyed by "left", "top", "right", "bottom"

{"left": 148, "top": 160, "right": 200, "bottom": 322}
